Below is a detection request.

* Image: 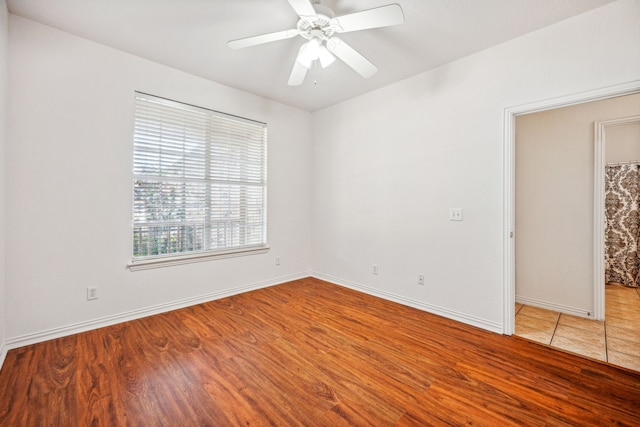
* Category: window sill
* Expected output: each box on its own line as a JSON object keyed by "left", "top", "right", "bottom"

{"left": 128, "top": 245, "right": 270, "bottom": 271}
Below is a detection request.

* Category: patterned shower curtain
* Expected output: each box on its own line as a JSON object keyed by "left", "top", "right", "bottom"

{"left": 605, "top": 163, "right": 640, "bottom": 287}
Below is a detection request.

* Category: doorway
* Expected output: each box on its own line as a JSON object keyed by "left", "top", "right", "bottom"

{"left": 503, "top": 81, "right": 640, "bottom": 335}
{"left": 504, "top": 83, "right": 640, "bottom": 369}
{"left": 595, "top": 115, "right": 640, "bottom": 294}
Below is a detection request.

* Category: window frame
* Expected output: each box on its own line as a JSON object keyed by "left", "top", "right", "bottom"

{"left": 128, "top": 93, "right": 268, "bottom": 271}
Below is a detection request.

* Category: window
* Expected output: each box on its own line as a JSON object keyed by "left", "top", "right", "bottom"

{"left": 130, "top": 93, "right": 267, "bottom": 269}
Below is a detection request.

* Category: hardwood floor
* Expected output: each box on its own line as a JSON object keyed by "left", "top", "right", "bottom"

{"left": 1, "top": 277, "right": 639, "bottom": 426}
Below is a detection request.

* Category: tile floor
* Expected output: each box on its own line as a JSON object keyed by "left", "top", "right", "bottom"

{"left": 515, "top": 284, "right": 640, "bottom": 371}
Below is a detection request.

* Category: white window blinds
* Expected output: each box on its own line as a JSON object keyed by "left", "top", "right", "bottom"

{"left": 132, "top": 93, "right": 267, "bottom": 260}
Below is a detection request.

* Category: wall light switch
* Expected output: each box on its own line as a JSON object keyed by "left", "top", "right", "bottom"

{"left": 449, "top": 208, "right": 463, "bottom": 221}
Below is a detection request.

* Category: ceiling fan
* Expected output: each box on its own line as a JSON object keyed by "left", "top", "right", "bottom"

{"left": 228, "top": 0, "right": 405, "bottom": 86}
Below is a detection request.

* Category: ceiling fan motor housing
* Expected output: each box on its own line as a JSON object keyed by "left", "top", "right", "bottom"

{"left": 297, "top": 13, "right": 338, "bottom": 41}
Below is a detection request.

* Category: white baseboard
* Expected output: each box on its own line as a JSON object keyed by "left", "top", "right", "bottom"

{"left": 3, "top": 272, "right": 311, "bottom": 353}
{"left": 515, "top": 295, "right": 593, "bottom": 319}
{"left": 311, "top": 272, "right": 504, "bottom": 334}
{"left": 1, "top": 270, "right": 507, "bottom": 373}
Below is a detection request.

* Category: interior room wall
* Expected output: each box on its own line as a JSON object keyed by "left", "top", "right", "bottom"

{"left": 0, "top": 0, "right": 7, "bottom": 363}
{"left": 310, "top": 0, "right": 640, "bottom": 332}
{"left": 515, "top": 94, "right": 640, "bottom": 317}
{"left": 3, "top": 0, "right": 640, "bottom": 347}
{"left": 605, "top": 122, "right": 640, "bottom": 163}
{"left": 5, "top": 15, "right": 312, "bottom": 343}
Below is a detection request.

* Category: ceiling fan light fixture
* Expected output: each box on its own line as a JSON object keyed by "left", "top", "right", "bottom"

{"left": 318, "top": 45, "right": 336, "bottom": 68}
{"left": 229, "top": 1, "right": 405, "bottom": 85}
{"left": 297, "top": 37, "right": 322, "bottom": 68}
{"left": 307, "top": 37, "right": 321, "bottom": 59}
{"left": 296, "top": 44, "right": 313, "bottom": 68}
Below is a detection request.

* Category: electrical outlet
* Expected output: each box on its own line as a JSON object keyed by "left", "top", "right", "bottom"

{"left": 418, "top": 275, "right": 425, "bottom": 285}
{"left": 276, "top": 256, "right": 281, "bottom": 266}
{"left": 87, "top": 286, "right": 99, "bottom": 301}
{"left": 372, "top": 264, "right": 378, "bottom": 275}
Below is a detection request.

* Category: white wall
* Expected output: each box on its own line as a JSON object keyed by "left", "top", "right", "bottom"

{"left": 515, "top": 94, "right": 640, "bottom": 317}
{"left": 0, "top": 0, "right": 7, "bottom": 362}
{"left": 4, "top": 0, "right": 640, "bottom": 346}
{"left": 6, "top": 15, "right": 312, "bottom": 342}
{"left": 310, "top": 0, "right": 640, "bottom": 332}
{"left": 606, "top": 121, "right": 640, "bottom": 163}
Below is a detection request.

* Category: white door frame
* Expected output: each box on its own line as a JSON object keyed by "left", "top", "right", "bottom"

{"left": 502, "top": 80, "right": 640, "bottom": 335}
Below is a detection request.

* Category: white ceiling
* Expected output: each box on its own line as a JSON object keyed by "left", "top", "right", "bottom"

{"left": 7, "top": 0, "right": 616, "bottom": 112}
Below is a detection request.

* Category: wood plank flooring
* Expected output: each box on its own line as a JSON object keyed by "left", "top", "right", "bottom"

{"left": 1, "top": 277, "right": 639, "bottom": 426}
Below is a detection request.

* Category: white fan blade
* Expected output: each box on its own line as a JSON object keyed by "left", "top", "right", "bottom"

{"left": 228, "top": 29, "right": 298, "bottom": 49}
{"left": 288, "top": 62, "right": 308, "bottom": 86}
{"left": 287, "top": 0, "right": 316, "bottom": 17}
{"left": 288, "top": 45, "right": 309, "bottom": 86}
{"left": 332, "top": 4, "right": 404, "bottom": 33}
{"left": 326, "top": 37, "right": 377, "bottom": 78}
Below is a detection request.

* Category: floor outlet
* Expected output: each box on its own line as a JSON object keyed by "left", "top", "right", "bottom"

{"left": 418, "top": 275, "right": 425, "bottom": 285}
{"left": 87, "top": 286, "right": 99, "bottom": 301}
